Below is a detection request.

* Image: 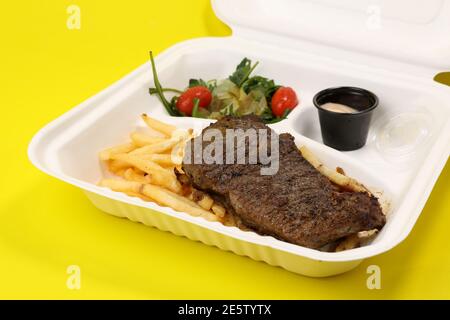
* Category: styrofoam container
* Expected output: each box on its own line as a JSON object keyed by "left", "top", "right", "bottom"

{"left": 28, "top": 0, "right": 450, "bottom": 277}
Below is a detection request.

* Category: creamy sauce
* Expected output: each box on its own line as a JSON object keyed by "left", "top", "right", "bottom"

{"left": 321, "top": 102, "right": 358, "bottom": 113}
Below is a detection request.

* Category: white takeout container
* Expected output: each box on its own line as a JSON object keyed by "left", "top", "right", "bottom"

{"left": 28, "top": 0, "right": 450, "bottom": 277}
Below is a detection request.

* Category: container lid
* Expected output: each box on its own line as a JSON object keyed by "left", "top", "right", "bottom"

{"left": 212, "top": 0, "right": 450, "bottom": 71}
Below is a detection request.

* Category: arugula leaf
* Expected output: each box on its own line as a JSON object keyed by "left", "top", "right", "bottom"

{"left": 259, "top": 106, "right": 275, "bottom": 121}
{"left": 242, "top": 76, "right": 280, "bottom": 98}
{"left": 229, "top": 58, "right": 259, "bottom": 87}
{"left": 189, "top": 79, "right": 208, "bottom": 88}
{"left": 263, "top": 108, "right": 292, "bottom": 124}
{"left": 188, "top": 79, "right": 217, "bottom": 92}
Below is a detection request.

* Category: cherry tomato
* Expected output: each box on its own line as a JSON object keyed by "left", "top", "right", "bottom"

{"left": 176, "top": 86, "right": 212, "bottom": 116}
{"left": 271, "top": 87, "right": 299, "bottom": 117}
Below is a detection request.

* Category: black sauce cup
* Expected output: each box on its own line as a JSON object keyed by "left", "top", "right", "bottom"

{"left": 313, "top": 86, "right": 379, "bottom": 151}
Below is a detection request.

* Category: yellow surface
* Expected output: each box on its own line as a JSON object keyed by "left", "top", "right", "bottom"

{"left": 1, "top": 0, "right": 449, "bottom": 299}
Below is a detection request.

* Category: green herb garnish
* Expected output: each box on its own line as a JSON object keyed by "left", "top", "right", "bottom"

{"left": 229, "top": 58, "right": 259, "bottom": 87}
{"left": 242, "top": 76, "right": 279, "bottom": 99}
{"left": 148, "top": 51, "right": 181, "bottom": 116}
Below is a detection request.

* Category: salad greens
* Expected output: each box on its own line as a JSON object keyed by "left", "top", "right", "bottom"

{"left": 149, "top": 52, "right": 292, "bottom": 123}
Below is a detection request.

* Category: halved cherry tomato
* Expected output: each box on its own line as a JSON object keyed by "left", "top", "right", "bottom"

{"left": 271, "top": 87, "right": 299, "bottom": 117}
{"left": 176, "top": 86, "right": 212, "bottom": 116}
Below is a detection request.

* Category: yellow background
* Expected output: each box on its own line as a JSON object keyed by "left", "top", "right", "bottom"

{"left": 1, "top": 0, "right": 449, "bottom": 299}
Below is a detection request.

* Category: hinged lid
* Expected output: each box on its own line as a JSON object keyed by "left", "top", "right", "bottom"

{"left": 212, "top": 0, "right": 450, "bottom": 72}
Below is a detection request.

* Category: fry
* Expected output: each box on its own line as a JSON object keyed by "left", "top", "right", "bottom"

{"left": 108, "top": 159, "right": 130, "bottom": 173}
{"left": 137, "top": 154, "right": 174, "bottom": 166}
{"left": 335, "top": 230, "right": 378, "bottom": 252}
{"left": 141, "top": 113, "right": 176, "bottom": 137}
{"left": 98, "top": 179, "right": 143, "bottom": 194}
{"left": 171, "top": 128, "right": 193, "bottom": 140}
{"left": 99, "top": 179, "right": 151, "bottom": 201}
{"left": 99, "top": 143, "right": 135, "bottom": 161}
{"left": 123, "top": 168, "right": 151, "bottom": 184}
{"left": 124, "top": 191, "right": 152, "bottom": 202}
{"left": 111, "top": 154, "right": 181, "bottom": 193}
{"left": 170, "top": 140, "right": 187, "bottom": 165}
{"left": 223, "top": 212, "right": 237, "bottom": 227}
{"left": 299, "top": 145, "right": 368, "bottom": 193}
{"left": 130, "top": 132, "right": 166, "bottom": 147}
{"left": 142, "top": 184, "right": 219, "bottom": 222}
{"left": 211, "top": 204, "right": 226, "bottom": 218}
{"left": 114, "top": 168, "right": 127, "bottom": 177}
{"left": 129, "top": 138, "right": 180, "bottom": 155}
{"left": 197, "top": 195, "right": 214, "bottom": 211}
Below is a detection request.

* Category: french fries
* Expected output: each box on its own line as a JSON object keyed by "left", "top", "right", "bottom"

{"left": 211, "top": 204, "right": 226, "bottom": 218}
{"left": 137, "top": 154, "right": 174, "bottom": 166}
{"left": 335, "top": 230, "right": 378, "bottom": 252}
{"left": 130, "top": 132, "right": 166, "bottom": 147}
{"left": 98, "top": 114, "right": 226, "bottom": 223}
{"left": 141, "top": 113, "right": 176, "bottom": 137}
{"left": 111, "top": 153, "right": 181, "bottom": 193}
{"left": 142, "top": 184, "right": 219, "bottom": 222}
{"left": 99, "top": 179, "right": 152, "bottom": 201}
{"left": 299, "top": 145, "right": 368, "bottom": 193}
{"left": 198, "top": 195, "right": 214, "bottom": 211}
{"left": 107, "top": 159, "right": 130, "bottom": 173}
{"left": 99, "top": 179, "right": 143, "bottom": 194}
{"left": 123, "top": 168, "right": 151, "bottom": 184}
{"left": 99, "top": 143, "right": 135, "bottom": 161}
{"left": 129, "top": 138, "right": 181, "bottom": 155}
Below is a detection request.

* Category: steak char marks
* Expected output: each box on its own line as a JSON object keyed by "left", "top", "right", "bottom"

{"left": 182, "top": 116, "right": 385, "bottom": 250}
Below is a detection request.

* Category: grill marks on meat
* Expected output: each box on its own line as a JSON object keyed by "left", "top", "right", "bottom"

{"left": 182, "top": 116, "right": 386, "bottom": 249}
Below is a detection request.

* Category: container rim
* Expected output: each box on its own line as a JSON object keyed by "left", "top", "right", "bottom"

{"left": 313, "top": 86, "right": 379, "bottom": 116}
{"left": 26, "top": 37, "right": 450, "bottom": 264}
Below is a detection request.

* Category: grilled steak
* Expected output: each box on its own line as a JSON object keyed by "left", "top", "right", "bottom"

{"left": 182, "top": 116, "right": 385, "bottom": 249}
